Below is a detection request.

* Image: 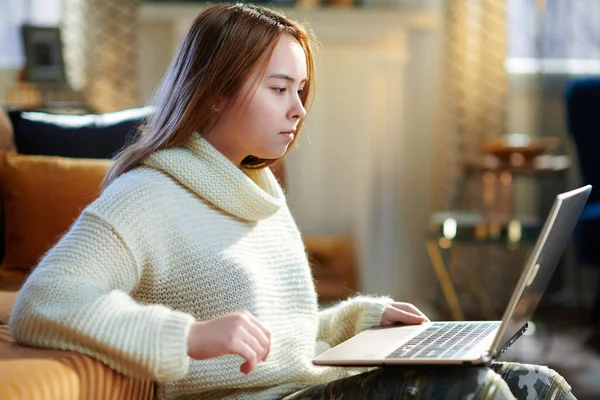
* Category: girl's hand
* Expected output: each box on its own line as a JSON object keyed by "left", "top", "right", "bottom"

{"left": 380, "top": 302, "right": 430, "bottom": 326}
{"left": 187, "top": 311, "right": 271, "bottom": 375}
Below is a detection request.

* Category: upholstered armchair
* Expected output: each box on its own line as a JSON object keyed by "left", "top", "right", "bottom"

{"left": 565, "top": 78, "right": 600, "bottom": 331}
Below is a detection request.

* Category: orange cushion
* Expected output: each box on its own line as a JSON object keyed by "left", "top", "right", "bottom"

{"left": 0, "top": 152, "right": 112, "bottom": 272}
{"left": 0, "top": 358, "right": 80, "bottom": 399}
{"left": 0, "top": 326, "right": 154, "bottom": 399}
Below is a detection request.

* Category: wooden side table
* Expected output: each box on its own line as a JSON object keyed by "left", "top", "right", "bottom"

{"left": 461, "top": 155, "right": 570, "bottom": 221}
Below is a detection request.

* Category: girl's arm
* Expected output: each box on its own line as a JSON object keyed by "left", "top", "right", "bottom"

{"left": 9, "top": 212, "right": 195, "bottom": 381}
{"left": 316, "top": 295, "right": 392, "bottom": 348}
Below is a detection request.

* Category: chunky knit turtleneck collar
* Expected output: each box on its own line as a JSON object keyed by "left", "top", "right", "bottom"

{"left": 142, "top": 133, "right": 285, "bottom": 222}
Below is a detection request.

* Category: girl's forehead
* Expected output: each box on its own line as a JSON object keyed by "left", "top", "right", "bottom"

{"left": 264, "top": 35, "right": 307, "bottom": 77}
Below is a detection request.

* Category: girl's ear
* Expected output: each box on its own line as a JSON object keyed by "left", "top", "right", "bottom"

{"left": 213, "top": 96, "right": 228, "bottom": 113}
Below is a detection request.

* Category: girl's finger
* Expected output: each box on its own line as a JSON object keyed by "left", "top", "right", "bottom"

{"left": 393, "top": 303, "right": 430, "bottom": 321}
{"left": 233, "top": 340, "right": 258, "bottom": 375}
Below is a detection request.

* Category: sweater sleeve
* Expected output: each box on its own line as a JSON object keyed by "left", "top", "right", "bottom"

{"left": 316, "top": 295, "right": 393, "bottom": 348}
{"left": 9, "top": 212, "right": 195, "bottom": 381}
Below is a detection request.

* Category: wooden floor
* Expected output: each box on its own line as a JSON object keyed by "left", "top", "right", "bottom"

{"left": 501, "top": 307, "right": 600, "bottom": 400}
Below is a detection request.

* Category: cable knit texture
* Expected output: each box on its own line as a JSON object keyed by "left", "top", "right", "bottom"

{"left": 9, "top": 133, "right": 392, "bottom": 399}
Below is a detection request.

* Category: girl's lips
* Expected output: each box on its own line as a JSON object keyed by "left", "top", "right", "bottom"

{"left": 280, "top": 131, "right": 295, "bottom": 140}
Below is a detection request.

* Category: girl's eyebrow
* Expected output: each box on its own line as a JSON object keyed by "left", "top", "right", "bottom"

{"left": 267, "top": 73, "right": 308, "bottom": 84}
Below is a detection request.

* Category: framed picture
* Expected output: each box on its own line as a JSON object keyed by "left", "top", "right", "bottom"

{"left": 21, "top": 25, "right": 67, "bottom": 83}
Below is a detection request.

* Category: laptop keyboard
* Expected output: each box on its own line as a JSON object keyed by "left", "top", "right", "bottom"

{"left": 386, "top": 322, "right": 499, "bottom": 359}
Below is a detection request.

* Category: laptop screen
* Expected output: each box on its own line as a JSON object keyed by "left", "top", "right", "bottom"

{"left": 493, "top": 185, "right": 591, "bottom": 355}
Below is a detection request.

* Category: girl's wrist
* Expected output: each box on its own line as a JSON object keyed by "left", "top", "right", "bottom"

{"left": 187, "top": 321, "right": 201, "bottom": 357}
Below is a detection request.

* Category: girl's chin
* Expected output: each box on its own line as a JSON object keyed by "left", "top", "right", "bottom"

{"left": 258, "top": 145, "right": 291, "bottom": 160}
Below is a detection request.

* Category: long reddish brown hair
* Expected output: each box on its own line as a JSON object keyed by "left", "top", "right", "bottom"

{"left": 102, "top": 3, "right": 315, "bottom": 188}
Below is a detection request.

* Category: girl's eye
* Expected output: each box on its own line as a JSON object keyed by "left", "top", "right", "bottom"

{"left": 273, "top": 88, "right": 286, "bottom": 94}
{"left": 297, "top": 90, "right": 304, "bottom": 97}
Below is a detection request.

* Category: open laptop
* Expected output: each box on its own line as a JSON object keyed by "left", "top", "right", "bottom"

{"left": 313, "top": 185, "right": 592, "bottom": 367}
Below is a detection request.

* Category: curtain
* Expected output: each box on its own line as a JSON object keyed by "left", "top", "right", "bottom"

{"left": 63, "top": 0, "right": 141, "bottom": 112}
{"left": 429, "top": 0, "right": 516, "bottom": 319}
{"left": 431, "top": 0, "right": 508, "bottom": 213}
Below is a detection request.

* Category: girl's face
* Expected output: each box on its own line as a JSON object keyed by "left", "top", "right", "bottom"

{"left": 204, "top": 34, "right": 308, "bottom": 166}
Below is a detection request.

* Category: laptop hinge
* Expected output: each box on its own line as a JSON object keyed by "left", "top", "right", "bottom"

{"left": 496, "top": 322, "right": 529, "bottom": 357}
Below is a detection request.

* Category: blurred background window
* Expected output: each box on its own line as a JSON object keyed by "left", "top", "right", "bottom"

{"left": 0, "top": 0, "right": 63, "bottom": 69}
{"left": 506, "top": 0, "right": 600, "bottom": 74}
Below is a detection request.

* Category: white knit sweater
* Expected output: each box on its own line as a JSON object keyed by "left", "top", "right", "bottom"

{"left": 9, "top": 134, "right": 392, "bottom": 399}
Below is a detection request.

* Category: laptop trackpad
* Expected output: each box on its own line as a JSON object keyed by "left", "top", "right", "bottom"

{"left": 314, "top": 324, "right": 427, "bottom": 363}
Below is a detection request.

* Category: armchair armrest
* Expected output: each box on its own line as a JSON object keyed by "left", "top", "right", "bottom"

{"left": 0, "top": 326, "right": 154, "bottom": 400}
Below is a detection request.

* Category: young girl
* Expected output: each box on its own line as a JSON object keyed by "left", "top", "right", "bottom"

{"left": 10, "top": 3, "right": 575, "bottom": 399}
